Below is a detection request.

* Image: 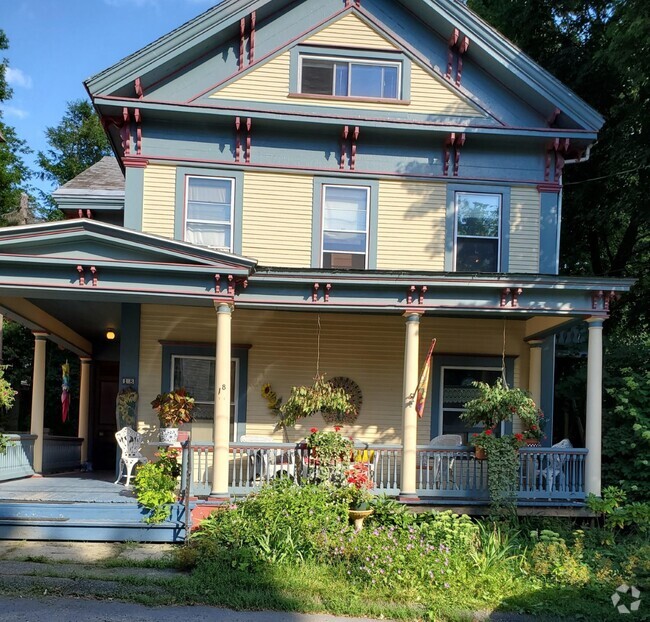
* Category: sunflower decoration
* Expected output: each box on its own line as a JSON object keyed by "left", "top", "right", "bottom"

{"left": 261, "top": 383, "right": 282, "bottom": 414}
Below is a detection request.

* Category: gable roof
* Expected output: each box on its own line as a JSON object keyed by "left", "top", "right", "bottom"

{"left": 85, "top": 0, "right": 603, "bottom": 133}
{"left": 55, "top": 156, "right": 124, "bottom": 193}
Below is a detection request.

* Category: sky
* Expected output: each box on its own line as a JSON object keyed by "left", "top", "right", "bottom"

{"left": 1, "top": 0, "right": 220, "bottom": 195}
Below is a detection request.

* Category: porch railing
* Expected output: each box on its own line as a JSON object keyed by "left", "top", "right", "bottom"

{"left": 187, "top": 441, "right": 588, "bottom": 504}
{"left": 0, "top": 434, "right": 36, "bottom": 481}
{"left": 42, "top": 436, "right": 82, "bottom": 473}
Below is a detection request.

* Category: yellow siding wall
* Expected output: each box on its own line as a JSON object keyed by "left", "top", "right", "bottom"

{"left": 304, "top": 13, "right": 397, "bottom": 49}
{"left": 377, "top": 180, "right": 446, "bottom": 270}
{"left": 137, "top": 306, "right": 529, "bottom": 449}
{"left": 509, "top": 187, "right": 541, "bottom": 273}
{"left": 142, "top": 164, "right": 176, "bottom": 238}
{"left": 241, "top": 171, "right": 313, "bottom": 267}
{"left": 209, "top": 14, "right": 483, "bottom": 117}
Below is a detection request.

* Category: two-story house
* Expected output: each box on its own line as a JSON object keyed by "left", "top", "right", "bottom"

{"left": 0, "top": 0, "right": 633, "bottom": 510}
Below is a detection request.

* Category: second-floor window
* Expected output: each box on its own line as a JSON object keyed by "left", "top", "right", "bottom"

{"left": 185, "top": 176, "right": 234, "bottom": 251}
{"left": 300, "top": 56, "right": 400, "bottom": 99}
{"left": 322, "top": 185, "right": 369, "bottom": 269}
{"left": 454, "top": 192, "right": 502, "bottom": 272}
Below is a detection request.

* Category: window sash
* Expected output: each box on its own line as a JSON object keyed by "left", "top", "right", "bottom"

{"left": 321, "top": 185, "right": 370, "bottom": 268}
{"left": 299, "top": 55, "right": 401, "bottom": 99}
{"left": 170, "top": 355, "right": 239, "bottom": 442}
{"left": 454, "top": 192, "right": 502, "bottom": 272}
{"left": 185, "top": 176, "right": 235, "bottom": 251}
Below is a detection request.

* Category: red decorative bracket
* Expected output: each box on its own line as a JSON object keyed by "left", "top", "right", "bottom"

{"left": 548, "top": 108, "right": 561, "bottom": 126}
{"left": 235, "top": 117, "right": 242, "bottom": 163}
{"left": 227, "top": 275, "right": 235, "bottom": 296}
{"left": 545, "top": 137, "right": 571, "bottom": 182}
{"left": 120, "top": 108, "right": 131, "bottom": 156}
{"left": 77, "top": 209, "right": 83, "bottom": 219}
{"left": 215, "top": 274, "right": 221, "bottom": 294}
{"left": 249, "top": 11, "right": 256, "bottom": 65}
{"left": 86, "top": 209, "right": 92, "bottom": 219}
{"left": 245, "top": 118, "right": 252, "bottom": 164}
{"left": 444, "top": 133, "right": 465, "bottom": 176}
{"left": 350, "top": 126, "right": 360, "bottom": 170}
{"left": 325, "top": 284, "right": 332, "bottom": 303}
{"left": 407, "top": 286, "right": 416, "bottom": 305}
{"left": 77, "top": 266, "right": 85, "bottom": 286}
{"left": 511, "top": 288, "right": 522, "bottom": 308}
{"left": 500, "top": 288, "right": 511, "bottom": 307}
{"left": 419, "top": 286, "right": 428, "bottom": 305}
{"left": 446, "top": 29, "right": 459, "bottom": 79}
{"left": 239, "top": 18, "right": 246, "bottom": 70}
{"left": 604, "top": 291, "right": 620, "bottom": 311}
{"left": 453, "top": 133, "right": 465, "bottom": 176}
{"left": 134, "top": 108, "right": 142, "bottom": 155}
{"left": 340, "top": 126, "right": 349, "bottom": 170}
{"left": 134, "top": 77, "right": 144, "bottom": 99}
{"left": 90, "top": 266, "right": 98, "bottom": 287}
{"left": 456, "top": 36, "right": 469, "bottom": 86}
{"left": 592, "top": 290, "right": 604, "bottom": 309}
{"left": 313, "top": 283, "right": 320, "bottom": 302}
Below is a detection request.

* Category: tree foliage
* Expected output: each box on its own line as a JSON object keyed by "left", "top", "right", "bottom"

{"left": 0, "top": 30, "right": 32, "bottom": 221}
{"left": 467, "top": 0, "right": 650, "bottom": 330}
{"left": 37, "top": 99, "right": 110, "bottom": 188}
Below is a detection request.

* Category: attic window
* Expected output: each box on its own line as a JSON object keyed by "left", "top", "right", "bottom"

{"left": 300, "top": 55, "right": 400, "bottom": 99}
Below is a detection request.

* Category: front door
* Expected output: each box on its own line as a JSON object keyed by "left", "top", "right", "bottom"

{"left": 91, "top": 361, "right": 119, "bottom": 470}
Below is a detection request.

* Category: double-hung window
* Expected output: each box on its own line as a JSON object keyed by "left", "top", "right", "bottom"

{"left": 322, "top": 185, "right": 369, "bottom": 269}
{"left": 171, "top": 355, "right": 239, "bottom": 442}
{"left": 300, "top": 56, "right": 400, "bottom": 100}
{"left": 185, "top": 176, "right": 234, "bottom": 251}
{"left": 454, "top": 192, "right": 502, "bottom": 272}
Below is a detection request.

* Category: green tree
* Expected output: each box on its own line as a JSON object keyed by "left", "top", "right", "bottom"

{"left": 0, "top": 30, "right": 32, "bottom": 222}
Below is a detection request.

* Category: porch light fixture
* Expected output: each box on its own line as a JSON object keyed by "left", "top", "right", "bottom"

{"left": 105, "top": 329, "right": 116, "bottom": 341}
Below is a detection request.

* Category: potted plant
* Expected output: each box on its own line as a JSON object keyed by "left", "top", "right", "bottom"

{"left": 305, "top": 426, "right": 353, "bottom": 484}
{"left": 279, "top": 374, "right": 358, "bottom": 428}
{"left": 345, "top": 462, "right": 375, "bottom": 531}
{"left": 151, "top": 388, "right": 195, "bottom": 443}
{"left": 469, "top": 428, "right": 495, "bottom": 460}
{"left": 519, "top": 410, "right": 546, "bottom": 446}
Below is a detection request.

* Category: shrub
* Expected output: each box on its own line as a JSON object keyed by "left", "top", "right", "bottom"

{"left": 527, "top": 535, "right": 591, "bottom": 586}
{"left": 133, "top": 448, "right": 181, "bottom": 524}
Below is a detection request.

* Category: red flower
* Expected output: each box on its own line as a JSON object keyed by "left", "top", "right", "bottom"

{"left": 334, "top": 426, "right": 342, "bottom": 432}
{"left": 485, "top": 429, "right": 493, "bottom": 436}
{"left": 514, "top": 433, "right": 524, "bottom": 441}
{"left": 472, "top": 433, "right": 478, "bottom": 438}
{"left": 310, "top": 427, "right": 318, "bottom": 433}
{"left": 531, "top": 425, "right": 538, "bottom": 431}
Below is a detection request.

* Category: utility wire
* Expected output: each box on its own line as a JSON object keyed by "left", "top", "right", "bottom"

{"left": 564, "top": 164, "right": 648, "bottom": 186}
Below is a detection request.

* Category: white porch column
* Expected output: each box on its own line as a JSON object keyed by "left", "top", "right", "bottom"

{"left": 585, "top": 317, "right": 604, "bottom": 496}
{"left": 78, "top": 357, "right": 91, "bottom": 464}
{"left": 210, "top": 303, "right": 233, "bottom": 499}
{"left": 30, "top": 332, "right": 48, "bottom": 474}
{"left": 400, "top": 311, "right": 422, "bottom": 500}
{"left": 527, "top": 340, "right": 543, "bottom": 406}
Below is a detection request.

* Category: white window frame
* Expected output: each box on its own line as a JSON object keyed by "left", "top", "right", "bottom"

{"left": 453, "top": 191, "right": 502, "bottom": 272}
{"left": 438, "top": 365, "right": 505, "bottom": 438}
{"left": 170, "top": 355, "right": 240, "bottom": 443}
{"left": 298, "top": 54, "right": 402, "bottom": 99}
{"left": 184, "top": 175, "right": 235, "bottom": 252}
{"left": 321, "top": 184, "right": 371, "bottom": 269}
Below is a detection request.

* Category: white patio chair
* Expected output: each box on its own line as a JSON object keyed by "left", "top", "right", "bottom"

{"left": 240, "top": 435, "right": 297, "bottom": 481}
{"left": 429, "top": 434, "right": 463, "bottom": 488}
{"left": 540, "top": 438, "right": 573, "bottom": 492}
{"left": 114, "top": 426, "right": 148, "bottom": 488}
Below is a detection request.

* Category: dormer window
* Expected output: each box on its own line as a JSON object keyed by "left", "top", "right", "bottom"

{"left": 299, "top": 55, "right": 401, "bottom": 99}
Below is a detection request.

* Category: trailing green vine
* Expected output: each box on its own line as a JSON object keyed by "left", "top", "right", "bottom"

{"left": 134, "top": 448, "right": 182, "bottom": 524}
{"left": 483, "top": 435, "right": 522, "bottom": 514}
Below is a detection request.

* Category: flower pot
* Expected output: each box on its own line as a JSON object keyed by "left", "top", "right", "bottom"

{"left": 159, "top": 427, "right": 179, "bottom": 444}
{"left": 348, "top": 508, "right": 373, "bottom": 532}
{"left": 474, "top": 446, "right": 487, "bottom": 460}
{"left": 524, "top": 438, "right": 541, "bottom": 447}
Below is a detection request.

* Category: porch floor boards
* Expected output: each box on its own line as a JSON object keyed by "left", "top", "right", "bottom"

{"left": 0, "top": 471, "right": 137, "bottom": 504}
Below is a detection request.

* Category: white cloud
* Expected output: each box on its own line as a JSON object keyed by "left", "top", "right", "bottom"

{"left": 5, "top": 67, "right": 33, "bottom": 89}
{"left": 0, "top": 104, "right": 29, "bottom": 119}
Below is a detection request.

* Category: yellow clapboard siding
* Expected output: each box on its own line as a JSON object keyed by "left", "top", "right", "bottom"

{"left": 303, "top": 13, "right": 398, "bottom": 50}
{"left": 142, "top": 165, "right": 176, "bottom": 239}
{"left": 241, "top": 171, "right": 313, "bottom": 267}
{"left": 509, "top": 187, "right": 541, "bottom": 273}
{"left": 377, "top": 180, "right": 446, "bottom": 270}
{"left": 210, "top": 13, "right": 484, "bottom": 117}
{"left": 137, "top": 306, "right": 529, "bottom": 447}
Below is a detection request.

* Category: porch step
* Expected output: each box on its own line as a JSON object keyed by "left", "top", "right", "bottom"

{"left": 0, "top": 502, "right": 187, "bottom": 543}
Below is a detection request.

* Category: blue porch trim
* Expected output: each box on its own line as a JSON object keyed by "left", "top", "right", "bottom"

{"left": 124, "top": 166, "right": 145, "bottom": 230}
{"left": 540, "top": 335, "right": 555, "bottom": 446}
{"left": 429, "top": 354, "right": 516, "bottom": 440}
{"left": 539, "top": 191, "right": 560, "bottom": 274}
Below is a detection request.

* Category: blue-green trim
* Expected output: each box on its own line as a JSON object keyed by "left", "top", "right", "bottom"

{"left": 119, "top": 304, "right": 141, "bottom": 395}
{"left": 429, "top": 354, "right": 516, "bottom": 440}
{"left": 539, "top": 191, "right": 560, "bottom": 274}
{"left": 124, "top": 167, "right": 145, "bottom": 230}
{"left": 540, "top": 336, "right": 555, "bottom": 447}
{"left": 444, "top": 183, "right": 511, "bottom": 273}
{"left": 311, "top": 177, "right": 378, "bottom": 269}
{"left": 174, "top": 166, "right": 244, "bottom": 254}
{"left": 160, "top": 342, "right": 249, "bottom": 441}
{"left": 289, "top": 45, "right": 411, "bottom": 101}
